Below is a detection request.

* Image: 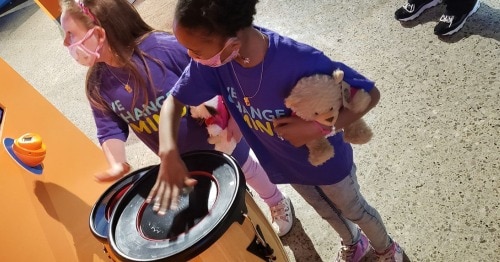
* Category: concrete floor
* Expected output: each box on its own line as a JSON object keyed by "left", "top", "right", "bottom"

{"left": 1, "top": 0, "right": 499, "bottom": 261}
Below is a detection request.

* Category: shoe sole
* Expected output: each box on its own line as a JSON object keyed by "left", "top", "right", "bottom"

{"left": 440, "top": 0, "right": 480, "bottom": 36}
{"left": 397, "top": 0, "right": 442, "bottom": 22}
{"left": 403, "top": 251, "right": 411, "bottom": 262}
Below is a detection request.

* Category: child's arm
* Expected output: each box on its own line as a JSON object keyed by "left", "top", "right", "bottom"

{"left": 94, "top": 138, "right": 131, "bottom": 182}
{"left": 273, "top": 117, "right": 323, "bottom": 147}
{"left": 334, "top": 86, "right": 380, "bottom": 130}
{"left": 274, "top": 86, "right": 380, "bottom": 147}
{"left": 147, "top": 95, "right": 197, "bottom": 215}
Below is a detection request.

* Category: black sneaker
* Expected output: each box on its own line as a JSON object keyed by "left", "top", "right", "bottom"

{"left": 434, "top": 0, "right": 480, "bottom": 36}
{"left": 395, "top": 0, "right": 442, "bottom": 21}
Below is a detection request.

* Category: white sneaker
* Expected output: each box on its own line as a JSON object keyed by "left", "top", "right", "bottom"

{"left": 270, "top": 196, "right": 294, "bottom": 237}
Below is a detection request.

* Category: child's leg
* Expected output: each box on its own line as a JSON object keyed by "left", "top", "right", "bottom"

{"left": 240, "top": 150, "right": 284, "bottom": 207}
{"left": 319, "top": 165, "right": 391, "bottom": 252}
{"left": 241, "top": 150, "right": 294, "bottom": 237}
{"left": 291, "top": 183, "right": 361, "bottom": 245}
{"left": 292, "top": 165, "right": 391, "bottom": 251}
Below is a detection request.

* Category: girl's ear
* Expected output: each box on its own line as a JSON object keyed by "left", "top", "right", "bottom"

{"left": 94, "top": 26, "right": 107, "bottom": 45}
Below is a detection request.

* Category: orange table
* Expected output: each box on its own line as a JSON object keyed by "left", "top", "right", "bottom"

{"left": 0, "top": 58, "right": 112, "bottom": 261}
{"left": 34, "top": 0, "right": 60, "bottom": 22}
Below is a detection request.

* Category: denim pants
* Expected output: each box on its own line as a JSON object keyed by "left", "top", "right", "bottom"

{"left": 291, "top": 165, "right": 391, "bottom": 252}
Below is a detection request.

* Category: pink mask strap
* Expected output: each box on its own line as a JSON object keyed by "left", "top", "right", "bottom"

{"left": 212, "top": 37, "right": 237, "bottom": 57}
{"left": 68, "top": 27, "right": 95, "bottom": 47}
{"left": 68, "top": 28, "right": 102, "bottom": 58}
{"left": 223, "top": 37, "right": 238, "bottom": 49}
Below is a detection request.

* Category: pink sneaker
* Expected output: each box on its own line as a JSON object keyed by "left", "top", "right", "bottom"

{"left": 335, "top": 233, "right": 370, "bottom": 262}
{"left": 375, "top": 241, "right": 405, "bottom": 262}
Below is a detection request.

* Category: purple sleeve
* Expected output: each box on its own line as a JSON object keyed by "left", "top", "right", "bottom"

{"left": 172, "top": 62, "right": 221, "bottom": 106}
{"left": 332, "top": 62, "right": 375, "bottom": 93}
{"left": 298, "top": 49, "right": 375, "bottom": 93}
{"left": 279, "top": 36, "right": 375, "bottom": 93}
{"left": 92, "top": 106, "right": 129, "bottom": 145}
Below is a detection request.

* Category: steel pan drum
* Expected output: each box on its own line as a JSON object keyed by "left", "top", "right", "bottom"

{"left": 107, "top": 150, "right": 289, "bottom": 261}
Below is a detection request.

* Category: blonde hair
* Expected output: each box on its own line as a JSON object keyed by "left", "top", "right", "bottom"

{"left": 60, "top": 0, "right": 166, "bottom": 113}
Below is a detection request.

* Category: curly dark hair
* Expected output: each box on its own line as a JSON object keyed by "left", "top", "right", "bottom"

{"left": 174, "top": 0, "right": 259, "bottom": 37}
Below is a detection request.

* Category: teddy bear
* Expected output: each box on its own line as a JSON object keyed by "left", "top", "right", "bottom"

{"left": 190, "top": 96, "right": 237, "bottom": 154}
{"left": 284, "top": 69, "right": 373, "bottom": 166}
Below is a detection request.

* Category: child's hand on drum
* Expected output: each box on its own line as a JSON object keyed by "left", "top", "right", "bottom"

{"left": 94, "top": 162, "right": 131, "bottom": 182}
{"left": 147, "top": 151, "right": 197, "bottom": 215}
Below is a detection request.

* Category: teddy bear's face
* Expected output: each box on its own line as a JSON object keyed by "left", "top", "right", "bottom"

{"left": 285, "top": 74, "right": 343, "bottom": 126}
{"left": 313, "top": 109, "right": 339, "bottom": 127}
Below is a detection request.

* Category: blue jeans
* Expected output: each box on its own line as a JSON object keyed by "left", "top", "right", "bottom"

{"left": 291, "top": 165, "right": 391, "bottom": 252}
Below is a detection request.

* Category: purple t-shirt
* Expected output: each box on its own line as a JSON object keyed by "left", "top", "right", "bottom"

{"left": 91, "top": 32, "right": 248, "bottom": 163}
{"left": 172, "top": 26, "right": 375, "bottom": 185}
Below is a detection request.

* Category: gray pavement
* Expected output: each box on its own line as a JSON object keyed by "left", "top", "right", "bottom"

{"left": 0, "top": 0, "right": 499, "bottom": 261}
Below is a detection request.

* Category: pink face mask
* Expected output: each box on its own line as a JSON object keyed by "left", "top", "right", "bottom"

{"left": 193, "top": 37, "right": 239, "bottom": 67}
{"left": 67, "top": 27, "right": 102, "bottom": 67}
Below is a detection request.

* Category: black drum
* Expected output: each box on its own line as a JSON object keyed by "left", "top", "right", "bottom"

{"left": 106, "top": 150, "right": 289, "bottom": 262}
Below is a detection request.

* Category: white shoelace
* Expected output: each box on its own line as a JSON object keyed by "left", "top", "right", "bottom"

{"left": 270, "top": 200, "right": 290, "bottom": 222}
{"left": 403, "top": 3, "right": 415, "bottom": 12}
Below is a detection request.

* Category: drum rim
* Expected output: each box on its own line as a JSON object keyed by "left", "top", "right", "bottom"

{"left": 89, "top": 165, "right": 153, "bottom": 239}
{"left": 108, "top": 150, "right": 246, "bottom": 262}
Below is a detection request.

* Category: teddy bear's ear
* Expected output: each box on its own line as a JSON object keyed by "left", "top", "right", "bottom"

{"left": 332, "top": 69, "right": 344, "bottom": 85}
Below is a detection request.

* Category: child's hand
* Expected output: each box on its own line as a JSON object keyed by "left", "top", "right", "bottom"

{"left": 94, "top": 162, "right": 131, "bottom": 182}
{"left": 273, "top": 116, "right": 323, "bottom": 147}
{"left": 146, "top": 150, "right": 197, "bottom": 215}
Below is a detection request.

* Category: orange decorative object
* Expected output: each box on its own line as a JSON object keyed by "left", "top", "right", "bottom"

{"left": 12, "top": 132, "right": 47, "bottom": 166}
